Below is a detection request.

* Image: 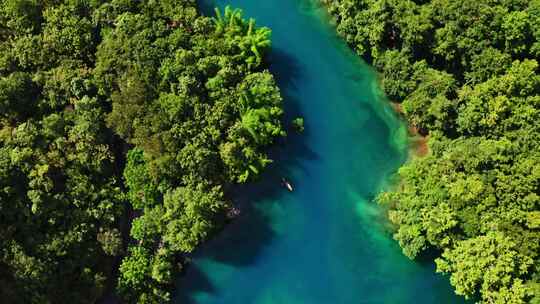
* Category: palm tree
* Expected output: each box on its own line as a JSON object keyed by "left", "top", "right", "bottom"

{"left": 213, "top": 6, "right": 272, "bottom": 68}
{"left": 214, "top": 6, "right": 243, "bottom": 33}
{"left": 245, "top": 26, "right": 271, "bottom": 67}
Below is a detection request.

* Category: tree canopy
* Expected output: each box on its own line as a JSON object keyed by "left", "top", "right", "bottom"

{"left": 325, "top": 0, "right": 540, "bottom": 302}
{"left": 0, "top": 1, "right": 283, "bottom": 303}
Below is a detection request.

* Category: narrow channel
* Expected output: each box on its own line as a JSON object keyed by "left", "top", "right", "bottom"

{"left": 175, "top": 1, "right": 464, "bottom": 303}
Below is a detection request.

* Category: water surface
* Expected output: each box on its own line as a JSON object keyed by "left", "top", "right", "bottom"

{"left": 176, "top": 1, "right": 464, "bottom": 303}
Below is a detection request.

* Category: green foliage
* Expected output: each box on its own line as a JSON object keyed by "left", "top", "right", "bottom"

{"left": 0, "top": 11, "right": 124, "bottom": 295}
{"left": 124, "top": 148, "right": 160, "bottom": 210}
{"left": 372, "top": 50, "right": 428, "bottom": 101}
{"left": 162, "top": 184, "right": 226, "bottom": 253}
{"left": 326, "top": 0, "right": 540, "bottom": 302}
{"left": 116, "top": 245, "right": 175, "bottom": 304}
{"left": 0, "top": 1, "right": 283, "bottom": 303}
{"left": 0, "top": 71, "right": 38, "bottom": 120}
{"left": 436, "top": 232, "right": 534, "bottom": 303}
{"left": 402, "top": 68, "right": 456, "bottom": 133}
{"left": 117, "top": 246, "right": 170, "bottom": 303}
{"left": 97, "top": 2, "right": 283, "bottom": 303}
{"left": 292, "top": 117, "right": 305, "bottom": 132}
{"left": 97, "top": 228, "right": 123, "bottom": 257}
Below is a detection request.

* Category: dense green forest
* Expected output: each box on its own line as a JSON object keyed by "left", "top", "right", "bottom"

{"left": 0, "top": 0, "right": 283, "bottom": 303}
{"left": 324, "top": 0, "right": 540, "bottom": 303}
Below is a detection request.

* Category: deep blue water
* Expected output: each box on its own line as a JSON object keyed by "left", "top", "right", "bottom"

{"left": 175, "top": 1, "right": 465, "bottom": 303}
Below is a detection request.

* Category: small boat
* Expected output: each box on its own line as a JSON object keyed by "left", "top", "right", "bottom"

{"left": 281, "top": 178, "right": 294, "bottom": 192}
{"left": 227, "top": 207, "right": 241, "bottom": 219}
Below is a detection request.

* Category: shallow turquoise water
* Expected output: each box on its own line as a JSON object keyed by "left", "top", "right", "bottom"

{"left": 175, "top": 1, "right": 465, "bottom": 303}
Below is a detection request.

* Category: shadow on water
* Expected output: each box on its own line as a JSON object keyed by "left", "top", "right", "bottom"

{"left": 182, "top": 1, "right": 464, "bottom": 303}
{"left": 268, "top": 48, "right": 302, "bottom": 96}
{"left": 174, "top": 45, "right": 314, "bottom": 302}
{"left": 197, "top": 0, "right": 217, "bottom": 16}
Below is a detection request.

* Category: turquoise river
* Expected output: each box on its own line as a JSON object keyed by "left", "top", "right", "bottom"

{"left": 176, "top": 1, "right": 466, "bottom": 303}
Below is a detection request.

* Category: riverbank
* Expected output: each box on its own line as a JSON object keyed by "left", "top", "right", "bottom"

{"left": 319, "top": 0, "right": 430, "bottom": 159}
{"left": 174, "top": 1, "right": 463, "bottom": 303}
{"left": 322, "top": 1, "right": 540, "bottom": 302}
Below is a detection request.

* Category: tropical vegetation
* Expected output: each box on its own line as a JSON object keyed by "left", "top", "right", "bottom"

{"left": 0, "top": 0, "right": 283, "bottom": 303}
{"left": 324, "top": 0, "right": 540, "bottom": 302}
